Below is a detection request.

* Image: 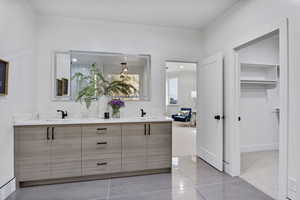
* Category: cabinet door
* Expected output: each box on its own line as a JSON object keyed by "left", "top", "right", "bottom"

{"left": 50, "top": 125, "right": 82, "bottom": 179}
{"left": 82, "top": 124, "right": 122, "bottom": 175}
{"left": 122, "top": 124, "right": 147, "bottom": 171}
{"left": 15, "top": 126, "right": 51, "bottom": 181}
{"left": 147, "top": 122, "right": 172, "bottom": 169}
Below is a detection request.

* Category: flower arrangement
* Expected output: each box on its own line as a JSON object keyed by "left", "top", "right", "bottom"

{"left": 108, "top": 99, "right": 125, "bottom": 118}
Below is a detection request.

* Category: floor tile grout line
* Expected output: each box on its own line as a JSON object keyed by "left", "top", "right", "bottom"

{"left": 106, "top": 179, "right": 111, "bottom": 200}
{"left": 196, "top": 178, "right": 243, "bottom": 190}
{"left": 195, "top": 188, "right": 209, "bottom": 200}
{"left": 107, "top": 184, "right": 197, "bottom": 199}
{"left": 107, "top": 185, "right": 200, "bottom": 199}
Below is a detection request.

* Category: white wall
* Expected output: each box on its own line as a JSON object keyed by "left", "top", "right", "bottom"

{"left": 0, "top": 0, "right": 36, "bottom": 187}
{"left": 201, "top": 0, "right": 300, "bottom": 197}
{"left": 36, "top": 16, "right": 202, "bottom": 118}
{"left": 238, "top": 35, "right": 280, "bottom": 152}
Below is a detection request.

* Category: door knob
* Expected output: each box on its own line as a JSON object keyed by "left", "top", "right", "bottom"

{"left": 214, "top": 115, "right": 221, "bottom": 120}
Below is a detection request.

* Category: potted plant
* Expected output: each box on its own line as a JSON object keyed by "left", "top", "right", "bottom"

{"left": 72, "top": 63, "right": 137, "bottom": 117}
{"left": 108, "top": 99, "right": 125, "bottom": 118}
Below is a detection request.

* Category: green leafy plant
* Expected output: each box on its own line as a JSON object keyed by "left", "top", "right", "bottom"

{"left": 72, "top": 63, "right": 137, "bottom": 109}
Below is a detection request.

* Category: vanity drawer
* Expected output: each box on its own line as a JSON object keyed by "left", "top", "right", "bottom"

{"left": 82, "top": 124, "right": 121, "bottom": 136}
{"left": 82, "top": 125, "right": 121, "bottom": 154}
{"left": 82, "top": 154, "right": 121, "bottom": 175}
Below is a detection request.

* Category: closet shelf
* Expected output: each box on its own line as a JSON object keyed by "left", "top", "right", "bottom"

{"left": 240, "top": 79, "right": 278, "bottom": 85}
{"left": 240, "top": 63, "right": 279, "bottom": 68}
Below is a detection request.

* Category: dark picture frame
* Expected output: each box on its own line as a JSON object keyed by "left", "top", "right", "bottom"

{"left": 0, "top": 59, "right": 9, "bottom": 95}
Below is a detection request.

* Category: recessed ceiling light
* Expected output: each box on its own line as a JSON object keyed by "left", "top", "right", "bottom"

{"left": 179, "top": 65, "right": 184, "bottom": 69}
{"left": 72, "top": 58, "right": 78, "bottom": 63}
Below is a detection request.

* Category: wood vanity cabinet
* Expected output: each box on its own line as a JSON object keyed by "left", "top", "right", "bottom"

{"left": 50, "top": 126, "right": 82, "bottom": 179}
{"left": 15, "top": 125, "right": 82, "bottom": 183}
{"left": 122, "top": 123, "right": 148, "bottom": 171}
{"left": 146, "top": 122, "right": 172, "bottom": 169}
{"left": 122, "top": 122, "right": 172, "bottom": 172}
{"left": 15, "top": 121, "right": 172, "bottom": 186}
{"left": 82, "top": 124, "right": 122, "bottom": 175}
{"left": 15, "top": 126, "right": 51, "bottom": 182}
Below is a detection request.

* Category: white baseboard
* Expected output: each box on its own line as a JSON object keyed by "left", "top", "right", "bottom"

{"left": 240, "top": 143, "right": 279, "bottom": 153}
{"left": 288, "top": 177, "right": 296, "bottom": 200}
{"left": 197, "top": 147, "right": 222, "bottom": 171}
{"left": 0, "top": 178, "right": 16, "bottom": 200}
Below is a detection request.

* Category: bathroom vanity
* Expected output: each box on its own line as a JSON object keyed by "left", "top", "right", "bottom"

{"left": 14, "top": 117, "right": 172, "bottom": 187}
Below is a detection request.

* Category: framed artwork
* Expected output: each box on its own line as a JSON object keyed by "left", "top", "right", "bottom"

{"left": 0, "top": 59, "right": 9, "bottom": 95}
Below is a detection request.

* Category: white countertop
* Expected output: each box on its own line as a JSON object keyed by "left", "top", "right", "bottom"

{"left": 14, "top": 117, "right": 173, "bottom": 126}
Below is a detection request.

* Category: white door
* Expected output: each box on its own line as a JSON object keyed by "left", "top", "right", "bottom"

{"left": 197, "top": 53, "right": 224, "bottom": 171}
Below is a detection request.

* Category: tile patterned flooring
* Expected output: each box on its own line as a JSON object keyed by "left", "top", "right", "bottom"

{"left": 241, "top": 151, "right": 279, "bottom": 199}
{"left": 7, "top": 156, "right": 273, "bottom": 200}
{"left": 172, "top": 122, "right": 196, "bottom": 157}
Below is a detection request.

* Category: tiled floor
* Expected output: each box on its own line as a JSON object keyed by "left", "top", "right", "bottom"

{"left": 241, "top": 151, "right": 279, "bottom": 199}
{"left": 172, "top": 122, "right": 196, "bottom": 157}
{"left": 7, "top": 157, "right": 273, "bottom": 200}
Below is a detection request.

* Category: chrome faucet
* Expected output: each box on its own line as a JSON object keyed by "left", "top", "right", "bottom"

{"left": 57, "top": 110, "right": 68, "bottom": 119}
{"left": 140, "top": 109, "right": 147, "bottom": 117}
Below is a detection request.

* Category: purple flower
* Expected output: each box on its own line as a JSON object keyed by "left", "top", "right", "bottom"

{"left": 108, "top": 99, "right": 125, "bottom": 109}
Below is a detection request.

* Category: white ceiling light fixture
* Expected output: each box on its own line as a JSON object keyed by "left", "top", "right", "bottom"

{"left": 179, "top": 65, "right": 184, "bottom": 69}
{"left": 72, "top": 58, "right": 78, "bottom": 63}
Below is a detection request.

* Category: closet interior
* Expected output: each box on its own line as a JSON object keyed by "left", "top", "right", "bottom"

{"left": 238, "top": 31, "right": 280, "bottom": 199}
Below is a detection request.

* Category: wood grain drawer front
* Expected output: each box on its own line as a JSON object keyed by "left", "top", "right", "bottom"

{"left": 83, "top": 125, "right": 122, "bottom": 155}
{"left": 15, "top": 126, "right": 51, "bottom": 181}
{"left": 50, "top": 126, "right": 82, "bottom": 179}
{"left": 122, "top": 124, "right": 147, "bottom": 171}
{"left": 82, "top": 154, "right": 121, "bottom": 176}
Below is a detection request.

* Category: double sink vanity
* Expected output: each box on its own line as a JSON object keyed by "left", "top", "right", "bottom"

{"left": 14, "top": 117, "right": 172, "bottom": 187}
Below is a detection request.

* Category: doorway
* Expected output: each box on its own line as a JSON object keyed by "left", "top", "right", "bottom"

{"left": 164, "top": 61, "right": 197, "bottom": 158}
{"left": 233, "top": 21, "right": 289, "bottom": 200}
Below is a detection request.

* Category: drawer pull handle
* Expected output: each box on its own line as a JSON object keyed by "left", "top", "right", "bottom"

{"left": 97, "top": 142, "right": 108, "bottom": 145}
{"left": 52, "top": 127, "right": 55, "bottom": 140}
{"left": 97, "top": 162, "right": 107, "bottom": 166}
{"left": 97, "top": 128, "right": 107, "bottom": 131}
{"left": 148, "top": 124, "right": 151, "bottom": 135}
{"left": 46, "top": 127, "right": 50, "bottom": 140}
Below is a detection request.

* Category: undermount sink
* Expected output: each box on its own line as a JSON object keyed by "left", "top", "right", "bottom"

{"left": 45, "top": 119, "right": 74, "bottom": 122}
{"left": 135, "top": 116, "right": 157, "bottom": 120}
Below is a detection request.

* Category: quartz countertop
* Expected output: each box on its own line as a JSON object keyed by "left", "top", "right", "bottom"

{"left": 14, "top": 117, "right": 173, "bottom": 126}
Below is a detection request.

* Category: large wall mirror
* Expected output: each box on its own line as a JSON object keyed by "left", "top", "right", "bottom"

{"left": 53, "top": 51, "right": 151, "bottom": 101}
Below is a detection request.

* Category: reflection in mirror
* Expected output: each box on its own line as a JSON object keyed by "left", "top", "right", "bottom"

{"left": 70, "top": 51, "right": 151, "bottom": 101}
{"left": 54, "top": 52, "right": 71, "bottom": 99}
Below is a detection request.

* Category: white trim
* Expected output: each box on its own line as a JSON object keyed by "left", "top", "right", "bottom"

{"left": 231, "top": 18, "right": 289, "bottom": 200}
{"left": 197, "top": 147, "right": 220, "bottom": 170}
{"left": 0, "top": 178, "right": 16, "bottom": 200}
{"left": 240, "top": 144, "right": 279, "bottom": 153}
{"left": 288, "top": 177, "right": 297, "bottom": 200}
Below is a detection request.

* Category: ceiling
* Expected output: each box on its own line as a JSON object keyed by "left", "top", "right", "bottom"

{"left": 28, "top": 0, "right": 240, "bottom": 30}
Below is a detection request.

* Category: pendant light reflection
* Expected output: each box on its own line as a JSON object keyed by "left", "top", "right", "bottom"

{"left": 120, "top": 56, "right": 129, "bottom": 79}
